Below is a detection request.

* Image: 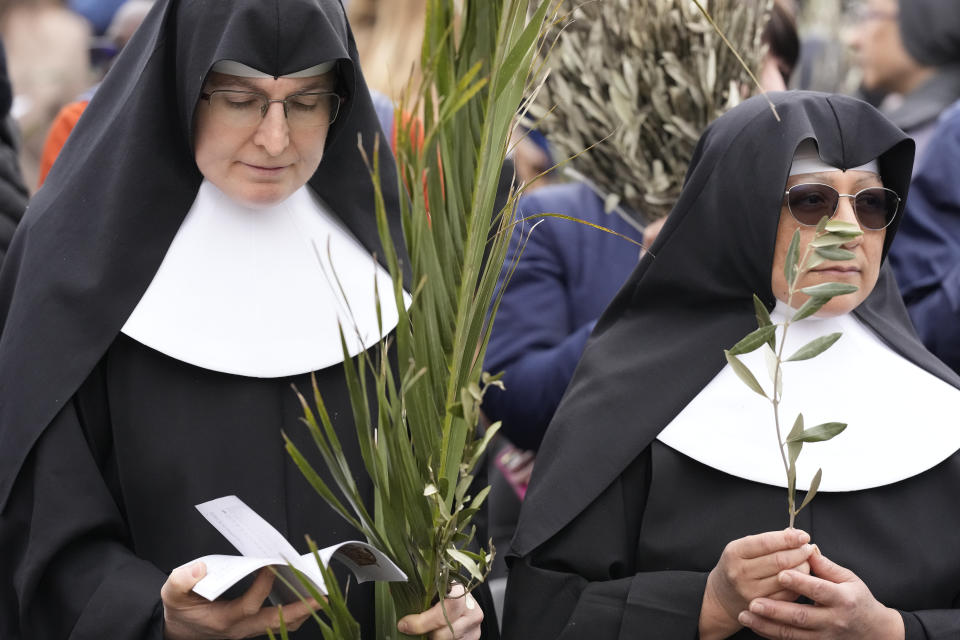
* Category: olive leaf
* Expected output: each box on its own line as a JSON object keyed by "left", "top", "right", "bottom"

{"left": 803, "top": 252, "right": 826, "bottom": 271}
{"left": 824, "top": 219, "right": 863, "bottom": 235}
{"left": 724, "top": 350, "right": 767, "bottom": 397}
{"left": 791, "top": 296, "right": 830, "bottom": 322}
{"left": 785, "top": 422, "right": 847, "bottom": 443}
{"left": 814, "top": 247, "right": 856, "bottom": 261}
{"left": 797, "top": 468, "right": 823, "bottom": 512}
{"left": 785, "top": 332, "right": 842, "bottom": 362}
{"left": 763, "top": 343, "right": 782, "bottom": 396}
{"left": 784, "top": 230, "right": 801, "bottom": 285}
{"left": 800, "top": 282, "right": 859, "bottom": 297}
{"left": 727, "top": 325, "right": 778, "bottom": 356}
{"left": 786, "top": 414, "right": 803, "bottom": 468}
{"left": 753, "top": 294, "right": 772, "bottom": 328}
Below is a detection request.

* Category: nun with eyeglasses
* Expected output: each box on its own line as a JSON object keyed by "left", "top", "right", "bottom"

{"left": 0, "top": 1, "right": 490, "bottom": 638}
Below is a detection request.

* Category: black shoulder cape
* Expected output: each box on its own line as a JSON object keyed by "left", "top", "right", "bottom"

{"left": 511, "top": 90, "right": 960, "bottom": 558}
{"left": 0, "top": 0, "right": 406, "bottom": 512}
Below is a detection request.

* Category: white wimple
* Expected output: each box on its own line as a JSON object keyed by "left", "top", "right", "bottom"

{"left": 657, "top": 301, "right": 960, "bottom": 491}
{"left": 122, "top": 180, "right": 407, "bottom": 378}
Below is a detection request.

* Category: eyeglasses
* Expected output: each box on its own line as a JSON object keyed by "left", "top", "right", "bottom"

{"left": 199, "top": 89, "right": 342, "bottom": 129}
{"left": 784, "top": 183, "right": 900, "bottom": 230}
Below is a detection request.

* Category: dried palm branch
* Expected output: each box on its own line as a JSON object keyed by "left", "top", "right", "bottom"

{"left": 531, "top": 0, "right": 770, "bottom": 222}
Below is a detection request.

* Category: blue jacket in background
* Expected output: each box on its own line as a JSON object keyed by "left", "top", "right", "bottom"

{"left": 483, "top": 182, "right": 645, "bottom": 450}
{"left": 888, "top": 99, "right": 960, "bottom": 374}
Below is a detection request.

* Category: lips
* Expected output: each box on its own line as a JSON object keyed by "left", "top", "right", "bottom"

{"left": 811, "top": 266, "right": 861, "bottom": 275}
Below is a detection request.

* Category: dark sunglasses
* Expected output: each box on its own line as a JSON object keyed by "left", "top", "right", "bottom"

{"left": 784, "top": 183, "right": 900, "bottom": 230}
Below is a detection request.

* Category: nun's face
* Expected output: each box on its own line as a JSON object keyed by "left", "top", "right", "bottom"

{"left": 193, "top": 72, "right": 335, "bottom": 207}
{"left": 771, "top": 170, "right": 886, "bottom": 317}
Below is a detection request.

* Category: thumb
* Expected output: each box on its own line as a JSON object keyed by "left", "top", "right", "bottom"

{"left": 809, "top": 546, "right": 855, "bottom": 583}
{"left": 162, "top": 562, "right": 207, "bottom": 602}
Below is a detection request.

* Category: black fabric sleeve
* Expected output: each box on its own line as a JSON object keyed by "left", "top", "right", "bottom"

{"left": 501, "top": 449, "right": 708, "bottom": 640}
{"left": 900, "top": 609, "right": 960, "bottom": 639}
{"left": 1, "top": 388, "right": 167, "bottom": 638}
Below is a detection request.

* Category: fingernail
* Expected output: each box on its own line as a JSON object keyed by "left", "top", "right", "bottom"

{"left": 798, "top": 530, "right": 810, "bottom": 544}
{"left": 750, "top": 601, "right": 765, "bottom": 615}
{"left": 779, "top": 571, "right": 792, "bottom": 585}
{"left": 738, "top": 611, "right": 752, "bottom": 625}
{"left": 397, "top": 621, "right": 409, "bottom": 633}
{"left": 466, "top": 594, "right": 476, "bottom": 610}
{"left": 190, "top": 562, "right": 204, "bottom": 579}
{"left": 812, "top": 543, "right": 821, "bottom": 555}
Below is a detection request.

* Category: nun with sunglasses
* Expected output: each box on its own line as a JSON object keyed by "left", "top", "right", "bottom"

{"left": 0, "top": 1, "right": 491, "bottom": 638}
{"left": 501, "top": 91, "right": 960, "bottom": 640}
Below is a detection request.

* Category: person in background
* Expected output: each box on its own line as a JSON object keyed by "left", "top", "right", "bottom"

{"left": 879, "top": 0, "right": 960, "bottom": 374}
{"left": 0, "top": 36, "right": 29, "bottom": 267}
{"left": 36, "top": 0, "right": 154, "bottom": 187}
{"left": 847, "top": 0, "right": 960, "bottom": 165}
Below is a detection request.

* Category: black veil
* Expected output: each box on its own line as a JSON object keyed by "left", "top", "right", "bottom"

{"left": 0, "top": 0, "right": 406, "bottom": 511}
{"left": 510, "top": 91, "right": 960, "bottom": 559}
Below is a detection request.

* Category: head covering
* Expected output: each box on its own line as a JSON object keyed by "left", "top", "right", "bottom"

{"left": 511, "top": 91, "right": 960, "bottom": 558}
{"left": 788, "top": 138, "right": 879, "bottom": 175}
{"left": 900, "top": 0, "right": 960, "bottom": 66}
{"left": 0, "top": 0, "right": 406, "bottom": 512}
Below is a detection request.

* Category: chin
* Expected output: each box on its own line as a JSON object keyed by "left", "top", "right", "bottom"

{"left": 229, "top": 186, "right": 294, "bottom": 209}
{"left": 812, "top": 297, "right": 863, "bottom": 318}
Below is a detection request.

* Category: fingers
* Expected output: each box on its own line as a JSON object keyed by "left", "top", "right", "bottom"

{"left": 743, "top": 544, "right": 815, "bottom": 580}
{"left": 808, "top": 546, "right": 857, "bottom": 583}
{"left": 738, "top": 602, "right": 821, "bottom": 640}
{"left": 736, "top": 529, "right": 810, "bottom": 560}
{"left": 397, "top": 585, "right": 482, "bottom": 638}
{"left": 231, "top": 568, "right": 276, "bottom": 619}
{"left": 161, "top": 561, "right": 208, "bottom": 605}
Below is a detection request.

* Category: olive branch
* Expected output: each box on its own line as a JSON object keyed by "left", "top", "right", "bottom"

{"left": 724, "top": 217, "right": 862, "bottom": 527}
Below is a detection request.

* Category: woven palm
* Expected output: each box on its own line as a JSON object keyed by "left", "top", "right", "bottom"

{"left": 531, "top": 0, "right": 770, "bottom": 222}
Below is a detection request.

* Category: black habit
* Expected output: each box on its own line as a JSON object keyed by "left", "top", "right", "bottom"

{"left": 0, "top": 1, "right": 500, "bottom": 639}
{"left": 501, "top": 91, "right": 960, "bottom": 639}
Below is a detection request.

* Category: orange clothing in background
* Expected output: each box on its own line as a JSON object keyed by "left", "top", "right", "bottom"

{"left": 37, "top": 100, "right": 88, "bottom": 188}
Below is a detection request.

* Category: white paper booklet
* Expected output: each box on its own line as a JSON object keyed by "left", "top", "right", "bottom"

{"left": 190, "top": 495, "right": 407, "bottom": 603}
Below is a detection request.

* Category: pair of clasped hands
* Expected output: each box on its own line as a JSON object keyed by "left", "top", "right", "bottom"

{"left": 700, "top": 529, "right": 905, "bottom": 640}
{"left": 161, "top": 562, "right": 483, "bottom": 639}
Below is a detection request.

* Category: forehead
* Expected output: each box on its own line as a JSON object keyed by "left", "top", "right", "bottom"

{"left": 204, "top": 72, "right": 336, "bottom": 93}
{"left": 786, "top": 170, "right": 883, "bottom": 189}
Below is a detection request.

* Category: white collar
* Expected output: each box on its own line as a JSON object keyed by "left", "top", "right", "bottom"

{"left": 121, "top": 180, "right": 407, "bottom": 378}
{"left": 657, "top": 301, "right": 960, "bottom": 491}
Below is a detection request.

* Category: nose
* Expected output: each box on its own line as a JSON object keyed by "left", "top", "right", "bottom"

{"left": 253, "top": 101, "right": 289, "bottom": 156}
{"left": 836, "top": 195, "right": 864, "bottom": 247}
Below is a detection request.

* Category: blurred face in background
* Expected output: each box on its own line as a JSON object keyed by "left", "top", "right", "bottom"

{"left": 847, "top": 0, "right": 929, "bottom": 94}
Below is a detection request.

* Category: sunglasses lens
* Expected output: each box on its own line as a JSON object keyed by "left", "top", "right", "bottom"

{"left": 787, "top": 184, "right": 838, "bottom": 225}
{"left": 854, "top": 187, "right": 898, "bottom": 230}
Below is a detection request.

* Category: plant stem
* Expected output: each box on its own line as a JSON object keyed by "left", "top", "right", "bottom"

{"left": 778, "top": 241, "right": 817, "bottom": 527}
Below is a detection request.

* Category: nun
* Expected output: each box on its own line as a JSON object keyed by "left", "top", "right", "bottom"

{"left": 0, "top": 1, "right": 487, "bottom": 638}
{"left": 501, "top": 91, "right": 960, "bottom": 639}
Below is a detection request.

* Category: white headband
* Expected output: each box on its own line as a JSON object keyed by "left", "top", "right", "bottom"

{"left": 211, "top": 60, "right": 336, "bottom": 78}
{"left": 788, "top": 139, "right": 879, "bottom": 177}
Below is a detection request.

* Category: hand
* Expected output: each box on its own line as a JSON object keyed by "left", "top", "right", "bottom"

{"left": 641, "top": 216, "right": 668, "bottom": 253}
{"left": 162, "top": 562, "right": 321, "bottom": 640}
{"left": 700, "top": 529, "right": 815, "bottom": 640}
{"left": 738, "top": 547, "right": 906, "bottom": 640}
{"left": 396, "top": 583, "right": 484, "bottom": 639}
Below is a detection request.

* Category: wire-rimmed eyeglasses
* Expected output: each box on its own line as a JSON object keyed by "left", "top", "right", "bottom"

{"left": 783, "top": 183, "right": 900, "bottom": 231}
{"left": 199, "top": 90, "right": 342, "bottom": 129}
